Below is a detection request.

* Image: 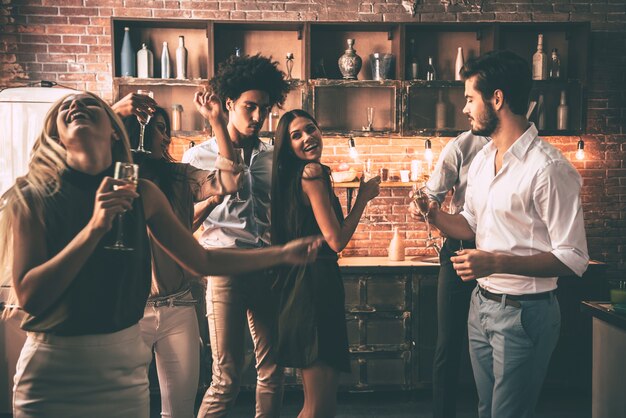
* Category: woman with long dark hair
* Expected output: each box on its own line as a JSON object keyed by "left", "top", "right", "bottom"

{"left": 271, "top": 109, "right": 380, "bottom": 417}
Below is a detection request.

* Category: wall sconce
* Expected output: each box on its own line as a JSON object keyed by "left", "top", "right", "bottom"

{"left": 576, "top": 138, "right": 585, "bottom": 161}
{"left": 424, "top": 138, "right": 433, "bottom": 166}
{"left": 348, "top": 135, "right": 359, "bottom": 160}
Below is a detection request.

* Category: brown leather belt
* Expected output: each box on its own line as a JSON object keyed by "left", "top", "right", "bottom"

{"left": 478, "top": 286, "right": 553, "bottom": 308}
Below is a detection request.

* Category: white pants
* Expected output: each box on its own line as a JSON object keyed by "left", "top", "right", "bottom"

{"left": 140, "top": 301, "right": 200, "bottom": 418}
{"left": 13, "top": 324, "right": 152, "bottom": 418}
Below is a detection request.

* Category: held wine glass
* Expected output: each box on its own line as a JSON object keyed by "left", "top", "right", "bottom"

{"left": 230, "top": 148, "right": 246, "bottom": 203}
{"left": 133, "top": 89, "right": 154, "bottom": 155}
{"left": 105, "top": 162, "right": 140, "bottom": 251}
{"left": 412, "top": 184, "right": 441, "bottom": 255}
{"left": 360, "top": 159, "right": 374, "bottom": 224}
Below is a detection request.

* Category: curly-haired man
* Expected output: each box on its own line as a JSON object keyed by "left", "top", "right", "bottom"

{"left": 183, "top": 54, "right": 291, "bottom": 418}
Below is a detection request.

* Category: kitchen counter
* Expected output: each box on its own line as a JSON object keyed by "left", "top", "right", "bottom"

{"left": 338, "top": 256, "right": 440, "bottom": 267}
{"left": 581, "top": 301, "right": 626, "bottom": 418}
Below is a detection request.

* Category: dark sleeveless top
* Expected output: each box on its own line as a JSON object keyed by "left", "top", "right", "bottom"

{"left": 21, "top": 165, "right": 152, "bottom": 336}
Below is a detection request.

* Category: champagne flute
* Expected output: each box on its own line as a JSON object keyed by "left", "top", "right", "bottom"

{"left": 363, "top": 107, "right": 375, "bottom": 131}
{"left": 105, "top": 162, "right": 140, "bottom": 251}
{"left": 230, "top": 148, "right": 246, "bottom": 203}
{"left": 133, "top": 89, "right": 154, "bottom": 155}
{"left": 360, "top": 159, "right": 373, "bottom": 224}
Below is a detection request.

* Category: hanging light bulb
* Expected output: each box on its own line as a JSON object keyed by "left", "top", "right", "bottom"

{"left": 576, "top": 138, "right": 585, "bottom": 161}
{"left": 424, "top": 138, "right": 433, "bottom": 165}
{"left": 348, "top": 135, "right": 359, "bottom": 160}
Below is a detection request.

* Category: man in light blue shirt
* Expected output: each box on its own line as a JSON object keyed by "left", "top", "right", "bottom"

{"left": 183, "top": 54, "right": 291, "bottom": 418}
{"left": 415, "top": 131, "right": 488, "bottom": 418}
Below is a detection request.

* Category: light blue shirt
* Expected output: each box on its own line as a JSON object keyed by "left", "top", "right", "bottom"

{"left": 425, "top": 131, "right": 489, "bottom": 214}
{"left": 182, "top": 137, "right": 273, "bottom": 249}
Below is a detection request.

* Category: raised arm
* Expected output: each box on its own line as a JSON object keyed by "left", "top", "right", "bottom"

{"left": 303, "top": 163, "right": 380, "bottom": 253}
{"left": 111, "top": 92, "right": 157, "bottom": 121}
{"left": 12, "top": 178, "right": 136, "bottom": 315}
{"left": 194, "top": 91, "right": 236, "bottom": 162}
{"left": 142, "top": 179, "right": 321, "bottom": 275}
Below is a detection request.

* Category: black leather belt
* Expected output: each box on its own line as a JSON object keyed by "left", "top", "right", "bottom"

{"left": 478, "top": 286, "right": 553, "bottom": 308}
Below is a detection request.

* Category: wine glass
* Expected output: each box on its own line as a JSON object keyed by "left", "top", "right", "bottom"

{"left": 230, "top": 148, "right": 246, "bottom": 203}
{"left": 133, "top": 89, "right": 154, "bottom": 155}
{"left": 105, "top": 162, "right": 140, "bottom": 251}
{"left": 360, "top": 159, "right": 374, "bottom": 224}
{"left": 412, "top": 184, "right": 441, "bottom": 255}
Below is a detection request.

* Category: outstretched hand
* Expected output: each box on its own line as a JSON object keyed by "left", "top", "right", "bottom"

{"left": 194, "top": 91, "right": 227, "bottom": 127}
{"left": 450, "top": 249, "right": 497, "bottom": 282}
{"left": 111, "top": 92, "right": 156, "bottom": 122}
{"left": 281, "top": 235, "right": 325, "bottom": 265}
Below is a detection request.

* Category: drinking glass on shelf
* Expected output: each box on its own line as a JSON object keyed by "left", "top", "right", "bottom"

{"left": 133, "top": 89, "right": 154, "bottom": 155}
{"left": 363, "top": 107, "right": 374, "bottom": 131}
{"left": 105, "top": 162, "right": 140, "bottom": 251}
{"left": 230, "top": 148, "right": 246, "bottom": 203}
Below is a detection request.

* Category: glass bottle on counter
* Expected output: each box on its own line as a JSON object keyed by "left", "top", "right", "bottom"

{"left": 549, "top": 48, "right": 561, "bottom": 80}
{"left": 426, "top": 56, "right": 436, "bottom": 81}
{"left": 388, "top": 227, "right": 405, "bottom": 261}
{"left": 532, "top": 34, "right": 548, "bottom": 80}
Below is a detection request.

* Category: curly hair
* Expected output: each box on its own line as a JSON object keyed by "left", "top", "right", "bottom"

{"left": 210, "top": 54, "right": 291, "bottom": 110}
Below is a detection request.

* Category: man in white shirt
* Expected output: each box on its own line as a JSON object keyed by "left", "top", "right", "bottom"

{"left": 183, "top": 54, "right": 291, "bottom": 418}
{"left": 418, "top": 131, "right": 488, "bottom": 418}
{"left": 418, "top": 50, "right": 589, "bottom": 418}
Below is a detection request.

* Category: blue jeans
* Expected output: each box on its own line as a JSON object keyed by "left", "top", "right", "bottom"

{"left": 468, "top": 286, "right": 560, "bottom": 418}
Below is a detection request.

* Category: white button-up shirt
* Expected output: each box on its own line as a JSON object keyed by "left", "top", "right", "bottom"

{"left": 426, "top": 131, "right": 489, "bottom": 214}
{"left": 460, "top": 123, "right": 589, "bottom": 295}
{"left": 182, "top": 137, "right": 273, "bottom": 249}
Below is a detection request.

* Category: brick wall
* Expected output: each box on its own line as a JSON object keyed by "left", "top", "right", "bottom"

{"left": 1, "top": 0, "right": 625, "bottom": 276}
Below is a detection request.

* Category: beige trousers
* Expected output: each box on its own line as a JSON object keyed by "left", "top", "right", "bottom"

{"left": 13, "top": 324, "right": 152, "bottom": 418}
{"left": 197, "top": 273, "right": 284, "bottom": 418}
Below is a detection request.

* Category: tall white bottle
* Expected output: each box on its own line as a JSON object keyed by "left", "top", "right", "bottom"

{"left": 137, "top": 43, "right": 153, "bottom": 78}
{"left": 532, "top": 34, "right": 548, "bottom": 80}
{"left": 176, "top": 36, "right": 188, "bottom": 80}
{"left": 161, "top": 41, "right": 170, "bottom": 79}
{"left": 454, "top": 46, "right": 464, "bottom": 81}
{"left": 557, "top": 90, "right": 569, "bottom": 130}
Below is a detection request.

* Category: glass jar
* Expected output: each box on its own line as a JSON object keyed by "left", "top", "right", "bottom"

{"left": 171, "top": 104, "right": 183, "bottom": 131}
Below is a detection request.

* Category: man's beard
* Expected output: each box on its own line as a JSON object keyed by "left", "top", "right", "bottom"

{"left": 471, "top": 102, "right": 499, "bottom": 137}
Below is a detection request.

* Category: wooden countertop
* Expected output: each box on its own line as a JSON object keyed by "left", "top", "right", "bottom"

{"left": 338, "top": 256, "right": 440, "bottom": 267}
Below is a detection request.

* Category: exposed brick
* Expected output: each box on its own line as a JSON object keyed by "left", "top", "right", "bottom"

{"left": 153, "top": 9, "right": 192, "bottom": 18}
{"left": 45, "top": 25, "right": 86, "bottom": 34}
{"left": 59, "top": 7, "right": 99, "bottom": 16}
{"left": 48, "top": 44, "right": 88, "bottom": 53}
{"left": 18, "top": 6, "right": 59, "bottom": 15}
